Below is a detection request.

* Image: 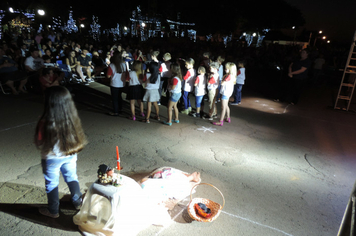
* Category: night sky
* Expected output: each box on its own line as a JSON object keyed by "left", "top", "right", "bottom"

{"left": 4, "top": 0, "right": 356, "bottom": 43}
{"left": 285, "top": 0, "right": 356, "bottom": 43}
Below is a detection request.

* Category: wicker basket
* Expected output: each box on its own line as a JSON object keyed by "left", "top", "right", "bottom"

{"left": 187, "top": 183, "right": 225, "bottom": 222}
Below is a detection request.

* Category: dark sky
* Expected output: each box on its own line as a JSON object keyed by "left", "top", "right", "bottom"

{"left": 285, "top": 0, "right": 356, "bottom": 43}
{"left": 4, "top": 0, "right": 356, "bottom": 43}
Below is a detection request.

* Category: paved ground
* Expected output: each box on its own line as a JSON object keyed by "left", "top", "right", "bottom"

{"left": 1, "top": 74, "right": 356, "bottom": 236}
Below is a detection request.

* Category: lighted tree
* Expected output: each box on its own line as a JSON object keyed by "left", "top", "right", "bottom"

{"left": 90, "top": 15, "right": 101, "bottom": 41}
{"left": 64, "top": 9, "right": 78, "bottom": 33}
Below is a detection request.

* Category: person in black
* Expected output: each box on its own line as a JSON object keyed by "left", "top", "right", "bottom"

{"left": 285, "top": 49, "right": 311, "bottom": 105}
{"left": 77, "top": 49, "right": 94, "bottom": 82}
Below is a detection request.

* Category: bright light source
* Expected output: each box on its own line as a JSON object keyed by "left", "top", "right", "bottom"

{"left": 9, "top": 7, "right": 14, "bottom": 13}
{"left": 80, "top": 24, "right": 85, "bottom": 28}
{"left": 48, "top": 25, "right": 51, "bottom": 28}
{"left": 322, "top": 36, "right": 326, "bottom": 40}
{"left": 327, "top": 40, "right": 331, "bottom": 43}
{"left": 243, "top": 32, "right": 246, "bottom": 36}
{"left": 252, "top": 33, "right": 257, "bottom": 37}
{"left": 124, "top": 26, "right": 127, "bottom": 31}
{"left": 319, "top": 30, "right": 322, "bottom": 34}
{"left": 141, "top": 23, "right": 146, "bottom": 27}
{"left": 37, "top": 9, "right": 45, "bottom": 16}
{"left": 292, "top": 26, "right": 295, "bottom": 29}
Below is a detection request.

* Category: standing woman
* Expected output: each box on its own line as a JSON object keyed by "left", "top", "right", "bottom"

{"left": 107, "top": 51, "right": 126, "bottom": 116}
{"left": 35, "top": 86, "right": 87, "bottom": 218}
{"left": 213, "top": 62, "right": 237, "bottom": 126}
{"left": 163, "top": 63, "right": 182, "bottom": 126}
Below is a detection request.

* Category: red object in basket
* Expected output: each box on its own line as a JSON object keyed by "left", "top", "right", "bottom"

{"left": 194, "top": 203, "right": 212, "bottom": 218}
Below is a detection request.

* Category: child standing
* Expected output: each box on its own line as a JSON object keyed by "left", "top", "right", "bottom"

{"left": 216, "top": 56, "right": 225, "bottom": 102}
{"left": 213, "top": 62, "right": 237, "bottom": 126}
{"left": 231, "top": 61, "right": 245, "bottom": 105}
{"left": 143, "top": 62, "right": 161, "bottom": 123}
{"left": 159, "top": 52, "right": 172, "bottom": 105}
{"left": 205, "top": 62, "right": 220, "bottom": 120}
{"left": 163, "top": 63, "right": 182, "bottom": 126}
{"left": 181, "top": 58, "right": 196, "bottom": 115}
{"left": 127, "top": 61, "right": 145, "bottom": 120}
{"left": 192, "top": 66, "right": 207, "bottom": 118}
{"left": 35, "top": 86, "right": 87, "bottom": 218}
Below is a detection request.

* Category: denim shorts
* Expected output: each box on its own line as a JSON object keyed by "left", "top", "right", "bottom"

{"left": 221, "top": 94, "right": 229, "bottom": 100}
{"left": 170, "top": 92, "right": 181, "bottom": 102}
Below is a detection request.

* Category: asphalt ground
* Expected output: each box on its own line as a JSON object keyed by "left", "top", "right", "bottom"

{"left": 1, "top": 71, "right": 356, "bottom": 236}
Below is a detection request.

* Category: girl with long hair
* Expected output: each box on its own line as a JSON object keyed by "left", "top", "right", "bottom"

{"left": 107, "top": 51, "right": 126, "bottom": 116}
{"left": 163, "top": 63, "right": 182, "bottom": 126}
{"left": 35, "top": 86, "right": 87, "bottom": 218}
{"left": 213, "top": 62, "right": 237, "bottom": 126}
{"left": 142, "top": 62, "right": 161, "bottom": 123}
{"left": 127, "top": 61, "right": 145, "bottom": 120}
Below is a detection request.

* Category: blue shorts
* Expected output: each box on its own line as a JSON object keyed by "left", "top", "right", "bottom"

{"left": 170, "top": 92, "right": 181, "bottom": 102}
{"left": 221, "top": 94, "right": 229, "bottom": 101}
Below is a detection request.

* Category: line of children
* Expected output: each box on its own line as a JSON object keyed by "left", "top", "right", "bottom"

{"left": 113, "top": 50, "right": 244, "bottom": 127}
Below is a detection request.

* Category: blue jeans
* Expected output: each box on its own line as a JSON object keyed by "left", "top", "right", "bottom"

{"left": 183, "top": 91, "right": 192, "bottom": 109}
{"left": 41, "top": 154, "right": 82, "bottom": 214}
{"left": 195, "top": 95, "right": 204, "bottom": 108}
{"left": 233, "top": 84, "right": 243, "bottom": 103}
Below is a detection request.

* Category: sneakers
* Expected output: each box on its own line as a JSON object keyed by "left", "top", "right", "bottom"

{"left": 86, "top": 78, "right": 95, "bottom": 83}
{"left": 188, "top": 107, "right": 192, "bottom": 113}
{"left": 181, "top": 109, "right": 189, "bottom": 115}
{"left": 39, "top": 207, "right": 59, "bottom": 218}
{"left": 192, "top": 113, "right": 200, "bottom": 118}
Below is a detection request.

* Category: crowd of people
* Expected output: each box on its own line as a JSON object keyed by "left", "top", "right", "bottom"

{"left": 1, "top": 28, "right": 346, "bottom": 125}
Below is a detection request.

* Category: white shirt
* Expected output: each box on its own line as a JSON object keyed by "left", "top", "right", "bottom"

{"left": 145, "top": 73, "right": 161, "bottom": 90}
{"left": 128, "top": 71, "right": 142, "bottom": 86}
{"left": 194, "top": 74, "right": 206, "bottom": 96}
{"left": 109, "top": 63, "right": 126, "bottom": 88}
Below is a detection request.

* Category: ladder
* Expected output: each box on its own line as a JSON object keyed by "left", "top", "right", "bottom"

{"left": 334, "top": 30, "right": 356, "bottom": 111}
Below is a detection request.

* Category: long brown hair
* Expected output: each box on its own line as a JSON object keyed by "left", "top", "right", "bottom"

{"left": 112, "top": 51, "right": 125, "bottom": 73}
{"left": 170, "top": 63, "right": 182, "bottom": 81}
{"left": 35, "top": 86, "right": 87, "bottom": 156}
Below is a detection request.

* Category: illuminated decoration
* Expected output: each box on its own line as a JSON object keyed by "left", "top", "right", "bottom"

{"left": 223, "top": 34, "right": 232, "bottom": 48}
{"left": 110, "top": 23, "right": 120, "bottom": 41}
{"left": 64, "top": 8, "right": 78, "bottom": 33}
{"left": 129, "top": 5, "right": 195, "bottom": 41}
{"left": 187, "top": 29, "right": 196, "bottom": 42}
{"left": 256, "top": 29, "right": 270, "bottom": 47}
{"left": 240, "top": 29, "right": 270, "bottom": 47}
{"left": 0, "top": 10, "right": 4, "bottom": 40}
{"left": 90, "top": 15, "right": 101, "bottom": 41}
{"left": 52, "top": 16, "right": 62, "bottom": 30}
{"left": 37, "top": 24, "right": 43, "bottom": 33}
